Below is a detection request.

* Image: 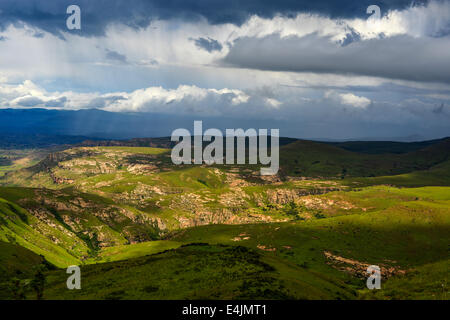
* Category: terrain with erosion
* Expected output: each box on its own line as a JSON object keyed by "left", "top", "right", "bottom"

{"left": 0, "top": 136, "right": 448, "bottom": 300}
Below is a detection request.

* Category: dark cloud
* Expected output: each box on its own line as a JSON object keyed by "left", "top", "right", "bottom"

{"left": 222, "top": 33, "right": 450, "bottom": 84}
{"left": 137, "top": 59, "right": 159, "bottom": 66}
{"left": 13, "top": 96, "right": 67, "bottom": 108}
{"left": 105, "top": 49, "right": 128, "bottom": 63}
{"left": 433, "top": 103, "right": 446, "bottom": 114}
{"left": 0, "top": 0, "right": 427, "bottom": 36}
{"left": 192, "top": 37, "right": 223, "bottom": 52}
{"left": 32, "top": 31, "right": 45, "bottom": 38}
{"left": 45, "top": 97, "right": 68, "bottom": 108}
{"left": 89, "top": 95, "right": 127, "bottom": 108}
{"left": 340, "top": 28, "right": 361, "bottom": 46}
{"left": 15, "top": 96, "right": 44, "bottom": 107}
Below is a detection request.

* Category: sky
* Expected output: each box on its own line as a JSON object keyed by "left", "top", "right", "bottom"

{"left": 0, "top": 0, "right": 449, "bottom": 140}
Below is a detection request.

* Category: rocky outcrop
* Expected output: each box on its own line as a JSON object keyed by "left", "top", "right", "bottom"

{"left": 176, "top": 207, "right": 282, "bottom": 229}
{"left": 18, "top": 189, "right": 167, "bottom": 248}
{"left": 264, "top": 187, "right": 342, "bottom": 205}
{"left": 324, "top": 251, "right": 406, "bottom": 278}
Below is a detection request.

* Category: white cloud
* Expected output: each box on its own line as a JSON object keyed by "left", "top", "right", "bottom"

{"left": 339, "top": 93, "right": 371, "bottom": 108}
{"left": 0, "top": 0, "right": 448, "bottom": 142}
{"left": 103, "top": 85, "right": 251, "bottom": 112}
{"left": 232, "top": 1, "right": 450, "bottom": 42}
{"left": 0, "top": 1, "right": 449, "bottom": 85}
{"left": 0, "top": 80, "right": 252, "bottom": 114}
{"left": 324, "top": 90, "right": 371, "bottom": 108}
{"left": 265, "top": 97, "right": 282, "bottom": 108}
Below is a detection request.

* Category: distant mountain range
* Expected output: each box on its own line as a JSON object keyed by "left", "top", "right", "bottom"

{"left": 0, "top": 108, "right": 448, "bottom": 147}
{"left": 0, "top": 108, "right": 290, "bottom": 140}
{"left": 0, "top": 108, "right": 175, "bottom": 139}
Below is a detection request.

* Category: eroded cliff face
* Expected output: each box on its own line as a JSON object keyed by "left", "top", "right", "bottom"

{"left": 0, "top": 146, "right": 351, "bottom": 255}
{"left": 248, "top": 185, "right": 342, "bottom": 208}
{"left": 16, "top": 189, "right": 165, "bottom": 250}
{"left": 176, "top": 208, "right": 277, "bottom": 229}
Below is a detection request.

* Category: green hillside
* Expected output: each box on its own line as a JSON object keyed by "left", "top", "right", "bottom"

{"left": 0, "top": 241, "right": 56, "bottom": 300}
{"left": 326, "top": 137, "right": 449, "bottom": 154}
{"left": 36, "top": 244, "right": 356, "bottom": 300}
{"left": 279, "top": 138, "right": 450, "bottom": 178}
{"left": 0, "top": 241, "right": 50, "bottom": 282}
{"left": 0, "top": 139, "right": 448, "bottom": 300}
{"left": 348, "top": 160, "right": 450, "bottom": 187}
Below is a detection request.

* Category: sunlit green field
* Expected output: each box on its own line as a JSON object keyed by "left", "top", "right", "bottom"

{"left": 0, "top": 141, "right": 448, "bottom": 300}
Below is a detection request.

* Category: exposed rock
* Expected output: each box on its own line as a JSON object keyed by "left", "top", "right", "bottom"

{"left": 324, "top": 251, "right": 406, "bottom": 278}
{"left": 257, "top": 245, "right": 276, "bottom": 252}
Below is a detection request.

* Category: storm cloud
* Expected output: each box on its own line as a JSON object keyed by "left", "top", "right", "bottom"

{"left": 0, "top": 0, "right": 449, "bottom": 140}
{"left": 223, "top": 33, "right": 450, "bottom": 83}
{"left": 0, "top": 0, "right": 428, "bottom": 36}
{"left": 192, "top": 37, "right": 223, "bottom": 52}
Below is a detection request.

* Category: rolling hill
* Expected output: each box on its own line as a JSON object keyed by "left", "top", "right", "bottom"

{"left": 0, "top": 137, "right": 448, "bottom": 300}
{"left": 279, "top": 138, "right": 450, "bottom": 178}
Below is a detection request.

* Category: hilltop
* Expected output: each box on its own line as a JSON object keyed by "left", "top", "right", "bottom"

{"left": 0, "top": 137, "right": 448, "bottom": 299}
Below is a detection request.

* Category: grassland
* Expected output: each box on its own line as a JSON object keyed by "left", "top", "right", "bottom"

{"left": 96, "top": 146, "right": 170, "bottom": 155}
{"left": 85, "top": 240, "right": 182, "bottom": 263}
{"left": 0, "top": 139, "right": 448, "bottom": 300}
{"left": 1, "top": 184, "right": 446, "bottom": 300}
{"left": 279, "top": 138, "right": 450, "bottom": 178}
{"left": 0, "top": 149, "right": 49, "bottom": 177}
{"left": 346, "top": 160, "right": 450, "bottom": 188}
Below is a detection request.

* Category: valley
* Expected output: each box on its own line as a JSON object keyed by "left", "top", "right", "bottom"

{"left": 0, "top": 138, "right": 448, "bottom": 300}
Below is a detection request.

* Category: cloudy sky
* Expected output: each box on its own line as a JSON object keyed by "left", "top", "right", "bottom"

{"left": 0, "top": 0, "right": 449, "bottom": 140}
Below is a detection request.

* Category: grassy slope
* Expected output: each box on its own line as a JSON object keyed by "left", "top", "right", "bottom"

{"left": 0, "top": 186, "right": 171, "bottom": 266}
{"left": 361, "top": 259, "right": 449, "bottom": 300}
{"left": 280, "top": 138, "right": 450, "bottom": 178}
{"left": 85, "top": 240, "right": 182, "bottom": 263}
{"left": 0, "top": 195, "right": 84, "bottom": 267}
{"left": 3, "top": 139, "right": 450, "bottom": 189}
{"left": 167, "top": 187, "right": 449, "bottom": 299}
{"left": 0, "top": 241, "right": 56, "bottom": 300}
{"left": 36, "top": 244, "right": 356, "bottom": 300}
{"left": 0, "top": 241, "right": 47, "bottom": 282}
{"left": 0, "top": 146, "right": 306, "bottom": 237}
{"left": 347, "top": 160, "right": 450, "bottom": 187}
{"left": 326, "top": 137, "right": 448, "bottom": 154}
{"left": 14, "top": 185, "right": 447, "bottom": 300}
{"left": 0, "top": 149, "right": 48, "bottom": 177}
{"left": 0, "top": 142, "right": 448, "bottom": 300}
{"left": 96, "top": 146, "right": 169, "bottom": 155}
